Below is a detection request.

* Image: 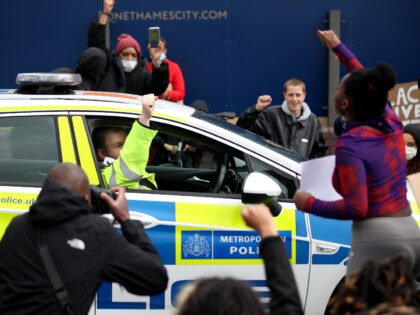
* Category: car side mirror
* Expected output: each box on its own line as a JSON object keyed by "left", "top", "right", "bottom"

{"left": 241, "top": 172, "right": 282, "bottom": 217}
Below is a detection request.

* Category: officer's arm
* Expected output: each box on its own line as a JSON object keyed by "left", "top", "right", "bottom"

{"left": 106, "top": 95, "right": 158, "bottom": 189}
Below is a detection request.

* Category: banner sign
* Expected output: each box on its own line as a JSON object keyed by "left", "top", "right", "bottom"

{"left": 389, "top": 81, "right": 420, "bottom": 125}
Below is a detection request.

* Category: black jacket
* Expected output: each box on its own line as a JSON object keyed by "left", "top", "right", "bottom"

{"left": 0, "top": 179, "right": 168, "bottom": 315}
{"left": 87, "top": 21, "right": 169, "bottom": 95}
{"left": 237, "top": 103, "right": 327, "bottom": 159}
{"left": 261, "top": 237, "right": 304, "bottom": 315}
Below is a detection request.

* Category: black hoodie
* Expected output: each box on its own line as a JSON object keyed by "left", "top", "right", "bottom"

{"left": 0, "top": 179, "right": 168, "bottom": 315}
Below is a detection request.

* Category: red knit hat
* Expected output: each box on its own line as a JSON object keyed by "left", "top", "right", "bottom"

{"left": 115, "top": 33, "right": 142, "bottom": 57}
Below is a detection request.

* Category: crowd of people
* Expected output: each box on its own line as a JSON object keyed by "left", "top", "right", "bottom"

{"left": 1, "top": 0, "right": 420, "bottom": 313}
{"left": 56, "top": 0, "right": 330, "bottom": 165}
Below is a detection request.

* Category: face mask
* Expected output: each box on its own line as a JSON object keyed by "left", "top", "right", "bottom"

{"left": 406, "top": 146, "right": 417, "bottom": 161}
{"left": 121, "top": 60, "right": 137, "bottom": 73}
{"left": 103, "top": 157, "right": 115, "bottom": 166}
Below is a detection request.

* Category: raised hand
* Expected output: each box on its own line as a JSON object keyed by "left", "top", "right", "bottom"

{"left": 103, "top": 0, "right": 115, "bottom": 14}
{"left": 148, "top": 42, "right": 164, "bottom": 68}
{"left": 256, "top": 95, "right": 272, "bottom": 112}
{"left": 241, "top": 204, "right": 277, "bottom": 238}
{"left": 317, "top": 30, "right": 341, "bottom": 50}
{"left": 139, "top": 94, "right": 157, "bottom": 126}
{"left": 293, "top": 189, "right": 313, "bottom": 210}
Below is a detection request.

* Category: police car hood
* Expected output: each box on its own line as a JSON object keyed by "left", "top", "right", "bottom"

{"left": 30, "top": 178, "right": 92, "bottom": 226}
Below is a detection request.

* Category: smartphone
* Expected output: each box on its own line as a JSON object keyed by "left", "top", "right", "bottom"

{"left": 149, "top": 26, "right": 160, "bottom": 48}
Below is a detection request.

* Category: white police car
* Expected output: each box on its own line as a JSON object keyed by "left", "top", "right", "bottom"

{"left": 1, "top": 73, "right": 417, "bottom": 314}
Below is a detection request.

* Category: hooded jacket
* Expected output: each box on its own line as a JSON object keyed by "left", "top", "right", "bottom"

{"left": 237, "top": 101, "right": 326, "bottom": 159}
{"left": 75, "top": 47, "right": 107, "bottom": 90}
{"left": 0, "top": 179, "right": 168, "bottom": 315}
{"left": 87, "top": 21, "right": 169, "bottom": 95}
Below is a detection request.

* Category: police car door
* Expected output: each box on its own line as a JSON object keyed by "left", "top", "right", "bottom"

{"left": 74, "top": 114, "right": 310, "bottom": 314}
{"left": 0, "top": 113, "right": 79, "bottom": 238}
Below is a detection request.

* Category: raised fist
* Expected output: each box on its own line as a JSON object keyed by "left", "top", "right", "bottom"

{"left": 256, "top": 95, "right": 272, "bottom": 112}
{"left": 103, "top": 0, "right": 115, "bottom": 14}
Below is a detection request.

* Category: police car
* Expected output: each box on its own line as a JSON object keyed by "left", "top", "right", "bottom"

{"left": 0, "top": 73, "right": 417, "bottom": 314}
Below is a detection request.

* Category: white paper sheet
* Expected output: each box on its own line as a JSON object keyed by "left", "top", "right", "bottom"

{"left": 300, "top": 155, "right": 342, "bottom": 201}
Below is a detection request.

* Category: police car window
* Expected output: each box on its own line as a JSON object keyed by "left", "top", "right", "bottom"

{"left": 248, "top": 155, "right": 297, "bottom": 199}
{"left": 0, "top": 116, "right": 59, "bottom": 185}
{"left": 86, "top": 116, "right": 250, "bottom": 195}
{"left": 149, "top": 130, "right": 248, "bottom": 195}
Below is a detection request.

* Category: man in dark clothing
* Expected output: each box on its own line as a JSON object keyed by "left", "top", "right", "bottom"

{"left": 0, "top": 163, "right": 168, "bottom": 315}
{"left": 79, "top": 0, "right": 169, "bottom": 95}
{"left": 237, "top": 78, "right": 326, "bottom": 159}
{"left": 51, "top": 48, "right": 107, "bottom": 91}
{"left": 75, "top": 47, "right": 107, "bottom": 91}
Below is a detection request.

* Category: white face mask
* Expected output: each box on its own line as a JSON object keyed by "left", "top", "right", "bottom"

{"left": 121, "top": 60, "right": 137, "bottom": 73}
{"left": 406, "top": 146, "right": 417, "bottom": 161}
{"left": 103, "top": 157, "right": 115, "bottom": 167}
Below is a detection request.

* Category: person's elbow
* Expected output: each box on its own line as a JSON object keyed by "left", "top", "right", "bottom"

{"left": 125, "top": 263, "right": 169, "bottom": 296}
{"left": 150, "top": 264, "right": 169, "bottom": 293}
{"left": 143, "top": 263, "right": 169, "bottom": 294}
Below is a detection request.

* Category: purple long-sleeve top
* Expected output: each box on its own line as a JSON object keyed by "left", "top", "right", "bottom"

{"left": 303, "top": 43, "right": 408, "bottom": 220}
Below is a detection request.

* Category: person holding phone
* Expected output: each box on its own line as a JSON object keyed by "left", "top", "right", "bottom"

{"left": 78, "top": 0, "right": 169, "bottom": 95}
{"left": 146, "top": 35, "right": 186, "bottom": 104}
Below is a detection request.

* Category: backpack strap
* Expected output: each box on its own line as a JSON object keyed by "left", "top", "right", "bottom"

{"left": 34, "top": 224, "right": 74, "bottom": 315}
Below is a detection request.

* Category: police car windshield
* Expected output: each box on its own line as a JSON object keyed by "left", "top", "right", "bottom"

{"left": 192, "top": 110, "right": 305, "bottom": 162}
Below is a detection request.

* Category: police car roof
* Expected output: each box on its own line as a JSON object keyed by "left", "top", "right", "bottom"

{"left": 0, "top": 72, "right": 195, "bottom": 117}
{"left": 0, "top": 88, "right": 195, "bottom": 117}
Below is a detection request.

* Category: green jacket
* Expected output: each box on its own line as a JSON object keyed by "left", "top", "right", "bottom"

{"left": 101, "top": 121, "right": 158, "bottom": 189}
